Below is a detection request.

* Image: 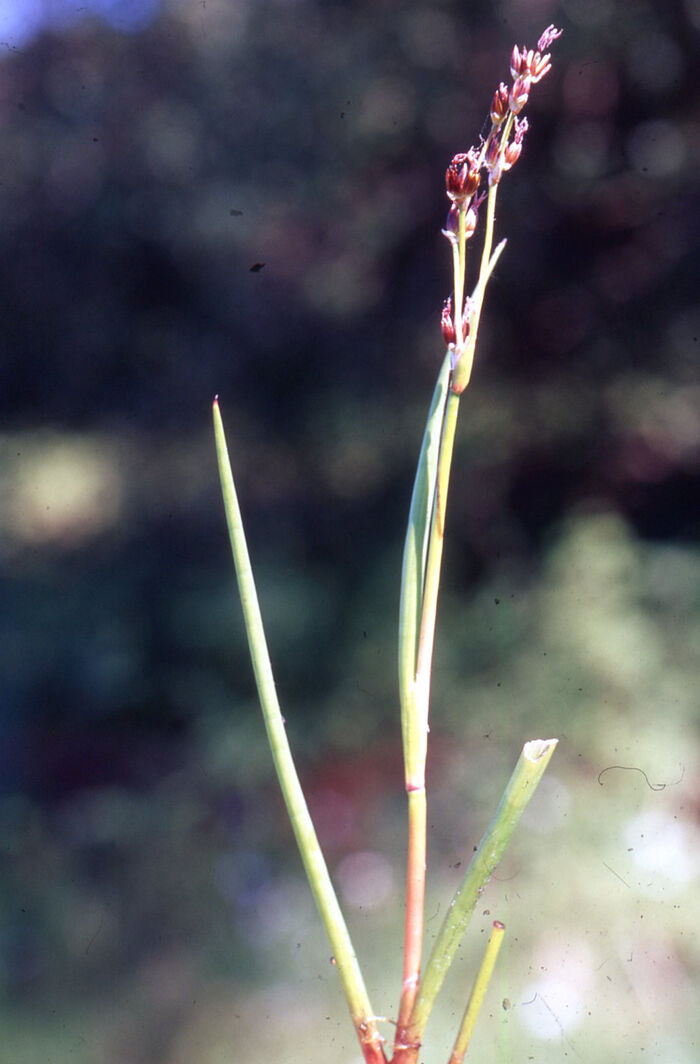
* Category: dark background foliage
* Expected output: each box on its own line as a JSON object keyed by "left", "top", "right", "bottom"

{"left": 0, "top": 1, "right": 698, "bottom": 1062}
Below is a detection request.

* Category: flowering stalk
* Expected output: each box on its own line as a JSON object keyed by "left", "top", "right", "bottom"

{"left": 395, "top": 26, "right": 561, "bottom": 1063}
{"left": 215, "top": 25, "right": 561, "bottom": 1064}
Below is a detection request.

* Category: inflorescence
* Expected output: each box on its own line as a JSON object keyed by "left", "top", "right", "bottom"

{"left": 440, "top": 26, "right": 562, "bottom": 376}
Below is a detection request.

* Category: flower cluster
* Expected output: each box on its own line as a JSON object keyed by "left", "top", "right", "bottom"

{"left": 483, "top": 25, "right": 561, "bottom": 187}
{"left": 440, "top": 26, "right": 561, "bottom": 360}
{"left": 445, "top": 149, "right": 481, "bottom": 206}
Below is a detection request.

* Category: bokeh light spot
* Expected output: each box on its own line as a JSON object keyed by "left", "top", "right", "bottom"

{"left": 336, "top": 850, "right": 394, "bottom": 910}
{"left": 627, "top": 120, "right": 687, "bottom": 177}
{"left": 2, "top": 433, "right": 123, "bottom": 550}
{"left": 0, "top": 0, "right": 161, "bottom": 51}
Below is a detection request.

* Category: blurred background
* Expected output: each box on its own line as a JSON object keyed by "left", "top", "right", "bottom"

{"left": 0, "top": 0, "right": 698, "bottom": 1061}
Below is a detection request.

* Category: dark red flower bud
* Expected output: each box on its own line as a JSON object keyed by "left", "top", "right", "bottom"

{"left": 445, "top": 154, "right": 467, "bottom": 199}
{"left": 445, "top": 151, "right": 481, "bottom": 204}
{"left": 503, "top": 140, "right": 522, "bottom": 168}
{"left": 485, "top": 134, "right": 500, "bottom": 168}
{"left": 509, "top": 73, "right": 531, "bottom": 114}
{"left": 502, "top": 117, "right": 528, "bottom": 173}
{"left": 441, "top": 297, "right": 456, "bottom": 346}
{"left": 441, "top": 204, "right": 460, "bottom": 246}
{"left": 490, "top": 82, "right": 509, "bottom": 127}
{"left": 485, "top": 141, "right": 502, "bottom": 185}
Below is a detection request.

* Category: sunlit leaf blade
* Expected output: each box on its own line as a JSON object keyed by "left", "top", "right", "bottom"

{"left": 212, "top": 399, "right": 384, "bottom": 1062}
{"left": 398, "top": 351, "right": 451, "bottom": 781}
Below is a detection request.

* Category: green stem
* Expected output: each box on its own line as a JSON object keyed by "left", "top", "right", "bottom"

{"left": 213, "top": 399, "right": 386, "bottom": 1064}
{"left": 452, "top": 182, "right": 502, "bottom": 396}
{"left": 395, "top": 364, "right": 453, "bottom": 1056}
{"left": 396, "top": 180, "right": 499, "bottom": 1058}
{"left": 453, "top": 205, "right": 467, "bottom": 343}
{"left": 448, "top": 920, "right": 506, "bottom": 1064}
{"left": 408, "top": 739, "right": 558, "bottom": 1044}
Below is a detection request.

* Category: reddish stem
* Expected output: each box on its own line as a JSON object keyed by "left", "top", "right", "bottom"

{"left": 357, "top": 1026, "right": 388, "bottom": 1064}
{"left": 394, "top": 787, "right": 427, "bottom": 1052}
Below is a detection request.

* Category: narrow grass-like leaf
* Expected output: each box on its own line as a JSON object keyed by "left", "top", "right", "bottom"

{"left": 409, "top": 738, "right": 558, "bottom": 1040}
{"left": 398, "top": 351, "right": 452, "bottom": 784}
{"left": 213, "top": 399, "right": 386, "bottom": 1064}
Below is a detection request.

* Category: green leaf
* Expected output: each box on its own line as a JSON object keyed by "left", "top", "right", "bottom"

{"left": 410, "top": 738, "right": 558, "bottom": 1039}
{"left": 398, "top": 351, "right": 452, "bottom": 782}
{"left": 212, "top": 399, "right": 383, "bottom": 1057}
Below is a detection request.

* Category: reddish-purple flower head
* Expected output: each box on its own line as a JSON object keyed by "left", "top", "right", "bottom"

{"left": 511, "top": 25, "right": 562, "bottom": 86}
{"left": 490, "top": 82, "right": 510, "bottom": 127}
{"left": 445, "top": 149, "right": 481, "bottom": 205}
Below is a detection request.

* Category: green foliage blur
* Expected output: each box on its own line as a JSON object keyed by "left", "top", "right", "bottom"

{"left": 0, "top": 1, "right": 698, "bottom": 1063}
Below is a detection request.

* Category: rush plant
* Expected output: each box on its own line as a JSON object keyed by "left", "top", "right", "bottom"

{"left": 214, "top": 26, "right": 562, "bottom": 1064}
